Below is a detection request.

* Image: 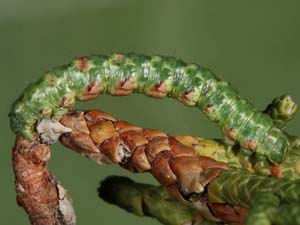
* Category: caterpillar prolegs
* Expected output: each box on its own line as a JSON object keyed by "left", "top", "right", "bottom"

{"left": 9, "top": 53, "right": 296, "bottom": 162}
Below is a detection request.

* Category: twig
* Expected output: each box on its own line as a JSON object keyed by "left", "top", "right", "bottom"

{"left": 98, "top": 176, "right": 206, "bottom": 225}
{"left": 13, "top": 136, "right": 76, "bottom": 225}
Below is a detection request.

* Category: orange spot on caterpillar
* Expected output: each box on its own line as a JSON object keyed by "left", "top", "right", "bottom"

{"left": 74, "top": 57, "right": 89, "bottom": 71}
{"left": 224, "top": 127, "right": 238, "bottom": 141}
{"left": 60, "top": 96, "right": 75, "bottom": 107}
{"left": 179, "top": 90, "right": 198, "bottom": 106}
{"left": 147, "top": 80, "right": 168, "bottom": 98}
{"left": 204, "top": 104, "right": 215, "bottom": 113}
{"left": 45, "top": 73, "right": 57, "bottom": 85}
{"left": 113, "top": 54, "right": 124, "bottom": 63}
{"left": 271, "top": 164, "right": 283, "bottom": 178}
{"left": 243, "top": 139, "right": 258, "bottom": 151}
{"left": 114, "top": 76, "right": 136, "bottom": 96}
{"left": 79, "top": 80, "right": 101, "bottom": 100}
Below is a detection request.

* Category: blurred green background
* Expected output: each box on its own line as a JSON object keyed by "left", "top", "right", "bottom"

{"left": 1, "top": 0, "right": 299, "bottom": 224}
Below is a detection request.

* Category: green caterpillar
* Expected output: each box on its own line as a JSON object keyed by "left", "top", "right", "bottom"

{"left": 9, "top": 53, "right": 293, "bottom": 163}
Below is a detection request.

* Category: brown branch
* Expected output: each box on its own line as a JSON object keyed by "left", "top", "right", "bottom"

{"left": 59, "top": 110, "right": 228, "bottom": 191}
{"left": 13, "top": 136, "right": 76, "bottom": 225}
{"left": 59, "top": 110, "right": 244, "bottom": 223}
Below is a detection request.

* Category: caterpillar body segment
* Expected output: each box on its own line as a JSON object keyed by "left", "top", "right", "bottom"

{"left": 9, "top": 53, "right": 292, "bottom": 162}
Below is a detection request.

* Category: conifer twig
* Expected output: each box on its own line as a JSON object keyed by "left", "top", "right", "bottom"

{"left": 98, "top": 176, "right": 209, "bottom": 225}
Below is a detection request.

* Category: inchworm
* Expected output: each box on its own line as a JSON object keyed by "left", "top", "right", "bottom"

{"left": 9, "top": 53, "right": 291, "bottom": 163}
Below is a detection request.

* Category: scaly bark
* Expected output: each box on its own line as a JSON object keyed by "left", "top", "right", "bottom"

{"left": 58, "top": 109, "right": 248, "bottom": 224}
{"left": 59, "top": 110, "right": 230, "bottom": 191}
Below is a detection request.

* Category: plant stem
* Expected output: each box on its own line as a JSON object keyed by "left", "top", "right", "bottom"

{"left": 98, "top": 176, "right": 208, "bottom": 225}
{"left": 12, "top": 137, "right": 76, "bottom": 225}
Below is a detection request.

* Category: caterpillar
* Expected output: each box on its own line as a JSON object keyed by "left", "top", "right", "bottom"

{"left": 9, "top": 53, "right": 293, "bottom": 163}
